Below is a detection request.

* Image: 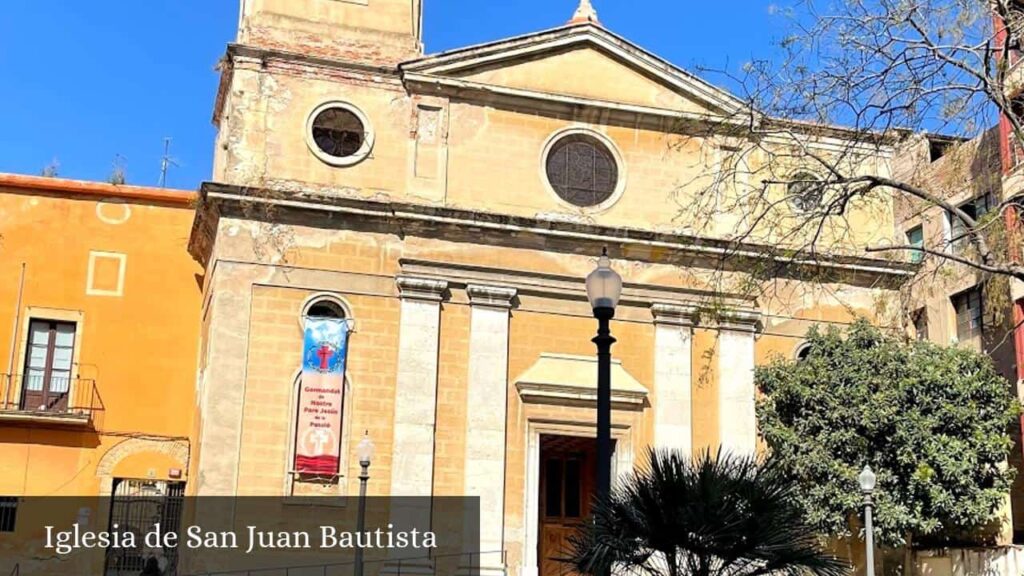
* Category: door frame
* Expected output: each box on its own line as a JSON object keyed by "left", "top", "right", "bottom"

{"left": 20, "top": 319, "right": 76, "bottom": 411}
{"left": 522, "top": 421, "right": 633, "bottom": 576}
{"left": 103, "top": 478, "right": 186, "bottom": 575}
{"left": 12, "top": 308, "right": 83, "bottom": 411}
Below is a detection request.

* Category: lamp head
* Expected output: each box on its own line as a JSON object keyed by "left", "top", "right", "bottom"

{"left": 858, "top": 465, "right": 877, "bottom": 493}
{"left": 357, "top": 431, "right": 375, "bottom": 466}
{"left": 586, "top": 248, "right": 622, "bottom": 312}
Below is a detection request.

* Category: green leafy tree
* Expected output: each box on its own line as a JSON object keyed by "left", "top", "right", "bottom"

{"left": 757, "top": 319, "right": 1017, "bottom": 548}
{"left": 567, "top": 448, "right": 847, "bottom": 576}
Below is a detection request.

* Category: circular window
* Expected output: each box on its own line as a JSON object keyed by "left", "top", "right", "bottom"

{"left": 788, "top": 172, "right": 823, "bottom": 213}
{"left": 306, "top": 102, "right": 374, "bottom": 167}
{"left": 544, "top": 132, "right": 621, "bottom": 208}
{"left": 794, "top": 343, "right": 813, "bottom": 361}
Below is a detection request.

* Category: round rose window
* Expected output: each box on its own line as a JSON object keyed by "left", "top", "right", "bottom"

{"left": 545, "top": 134, "right": 619, "bottom": 208}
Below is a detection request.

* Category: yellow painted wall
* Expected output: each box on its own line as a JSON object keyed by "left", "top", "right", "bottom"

{"left": 0, "top": 177, "right": 201, "bottom": 496}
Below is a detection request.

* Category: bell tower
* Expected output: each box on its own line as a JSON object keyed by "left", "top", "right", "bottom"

{"left": 237, "top": 0, "right": 424, "bottom": 65}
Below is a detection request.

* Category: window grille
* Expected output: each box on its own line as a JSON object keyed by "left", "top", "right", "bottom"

{"left": 0, "top": 497, "right": 16, "bottom": 532}
{"left": 952, "top": 287, "right": 984, "bottom": 342}
{"left": 545, "top": 134, "right": 619, "bottom": 208}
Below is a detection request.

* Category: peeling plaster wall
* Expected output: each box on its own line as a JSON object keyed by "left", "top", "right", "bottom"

{"left": 211, "top": 50, "right": 898, "bottom": 254}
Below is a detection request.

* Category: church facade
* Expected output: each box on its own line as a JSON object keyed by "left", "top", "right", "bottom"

{"left": 187, "top": 1, "right": 915, "bottom": 575}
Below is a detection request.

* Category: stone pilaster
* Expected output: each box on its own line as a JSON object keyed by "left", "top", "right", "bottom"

{"left": 390, "top": 277, "right": 448, "bottom": 497}
{"left": 464, "top": 285, "right": 517, "bottom": 573}
{"left": 717, "top": 308, "right": 761, "bottom": 457}
{"left": 651, "top": 304, "right": 698, "bottom": 455}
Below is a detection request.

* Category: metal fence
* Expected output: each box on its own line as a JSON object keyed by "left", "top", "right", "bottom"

{"left": 104, "top": 480, "right": 187, "bottom": 576}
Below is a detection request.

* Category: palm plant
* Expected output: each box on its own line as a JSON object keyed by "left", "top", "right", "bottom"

{"left": 566, "top": 448, "right": 848, "bottom": 576}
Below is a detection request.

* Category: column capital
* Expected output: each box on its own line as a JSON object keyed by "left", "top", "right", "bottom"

{"left": 467, "top": 285, "right": 518, "bottom": 309}
{"left": 717, "top": 307, "right": 762, "bottom": 333}
{"left": 396, "top": 276, "right": 449, "bottom": 302}
{"left": 651, "top": 303, "right": 699, "bottom": 327}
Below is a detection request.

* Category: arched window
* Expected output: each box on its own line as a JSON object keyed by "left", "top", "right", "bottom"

{"left": 288, "top": 293, "right": 354, "bottom": 494}
{"left": 306, "top": 299, "right": 346, "bottom": 320}
{"left": 299, "top": 294, "right": 353, "bottom": 326}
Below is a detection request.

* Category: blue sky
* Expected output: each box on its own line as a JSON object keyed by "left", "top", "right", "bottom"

{"left": 0, "top": 1, "right": 784, "bottom": 190}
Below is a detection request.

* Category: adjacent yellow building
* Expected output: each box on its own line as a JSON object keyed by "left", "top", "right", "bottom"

{"left": 0, "top": 174, "right": 200, "bottom": 574}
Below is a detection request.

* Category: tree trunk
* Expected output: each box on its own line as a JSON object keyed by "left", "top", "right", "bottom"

{"left": 902, "top": 533, "right": 914, "bottom": 576}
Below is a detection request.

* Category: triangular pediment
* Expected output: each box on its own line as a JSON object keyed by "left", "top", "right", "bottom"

{"left": 402, "top": 24, "right": 746, "bottom": 117}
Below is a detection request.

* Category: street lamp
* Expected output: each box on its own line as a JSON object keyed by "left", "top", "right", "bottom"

{"left": 355, "top": 432, "right": 375, "bottom": 576}
{"left": 859, "top": 465, "right": 877, "bottom": 576}
{"left": 586, "top": 249, "right": 622, "bottom": 503}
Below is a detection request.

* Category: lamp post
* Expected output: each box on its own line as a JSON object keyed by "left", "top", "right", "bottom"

{"left": 355, "top": 432, "right": 375, "bottom": 576}
{"left": 859, "top": 465, "right": 877, "bottom": 576}
{"left": 586, "top": 249, "right": 622, "bottom": 503}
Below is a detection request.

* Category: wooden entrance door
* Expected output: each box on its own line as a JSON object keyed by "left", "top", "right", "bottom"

{"left": 539, "top": 435, "right": 597, "bottom": 576}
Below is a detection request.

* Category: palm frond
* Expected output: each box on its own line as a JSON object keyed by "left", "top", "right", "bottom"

{"left": 566, "top": 447, "right": 849, "bottom": 576}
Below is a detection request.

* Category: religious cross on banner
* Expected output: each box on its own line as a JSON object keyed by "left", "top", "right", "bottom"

{"left": 294, "top": 317, "right": 350, "bottom": 475}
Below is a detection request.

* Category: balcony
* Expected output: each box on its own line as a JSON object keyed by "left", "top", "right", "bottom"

{"left": 0, "top": 374, "right": 103, "bottom": 428}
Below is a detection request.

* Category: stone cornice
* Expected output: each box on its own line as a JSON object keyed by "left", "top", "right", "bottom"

{"left": 401, "top": 72, "right": 744, "bottom": 129}
{"left": 396, "top": 276, "right": 449, "bottom": 302}
{"left": 466, "top": 285, "right": 518, "bottom": 309}
{"left": 226, "top": 43, "right": 402, "bottom": 78}
{"left": 651, "top": 303, "right": 699, "bottom": 327}
{"left": 516, "top": 381, "right": 647, "bottom": 410}
{"left": 192, "top": 182, "right": 918, "bottom": 287}
{"left": 401, "top": 258, "right": 741, "bottom": 310}
{"left": 400, "top": 23, "right": 746, "bottom": 115}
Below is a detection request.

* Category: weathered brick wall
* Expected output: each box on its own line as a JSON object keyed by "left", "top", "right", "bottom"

{"left": 238, "top": 0, "right": 421, "bottom": 66}
{"left": 892, "top": 128, "right": 1001, "bottom": 224}
{"left": 239, "top": 286, "right": 401, "bottom": 497}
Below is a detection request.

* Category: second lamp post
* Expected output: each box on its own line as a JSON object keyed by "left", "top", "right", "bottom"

{"left": 859, "top": 465, "right": 877, "bottom": 576}
{"left": 586, "top": 249, "right": 622, "bottom": 502}
{"left": 355, "top": 432, "right": 375, "bottom": 576}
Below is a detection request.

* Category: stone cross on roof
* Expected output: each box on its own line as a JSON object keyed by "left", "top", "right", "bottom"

{"left": 568, "top": 0, "right": 600, "bottom": 25}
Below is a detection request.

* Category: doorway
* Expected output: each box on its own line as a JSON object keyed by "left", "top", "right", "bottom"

{"left": 538, "top": 435, "right": 609, "bottom": 576}
{"left": 20, "top": 320, "right": 75, "bottom": 412}
{"left": 104, "top": 479, "right": 185, "bottom": 575}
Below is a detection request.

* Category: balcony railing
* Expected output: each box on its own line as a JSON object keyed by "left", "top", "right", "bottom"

{"left": 0, "top": 374, "right": 103, "bottom": 427}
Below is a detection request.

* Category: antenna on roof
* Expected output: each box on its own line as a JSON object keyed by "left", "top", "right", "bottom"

{"left": 159, "top": 137, "right": 180, "bottom": 188}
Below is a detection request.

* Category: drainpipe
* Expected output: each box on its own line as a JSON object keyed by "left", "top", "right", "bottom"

{"left": 5, "top": 263, "right": 25, "bottom": 408}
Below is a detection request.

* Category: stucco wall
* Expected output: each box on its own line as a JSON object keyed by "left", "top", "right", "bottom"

{"left": 0, "top": 184, "right": 200, "bottom": 497}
